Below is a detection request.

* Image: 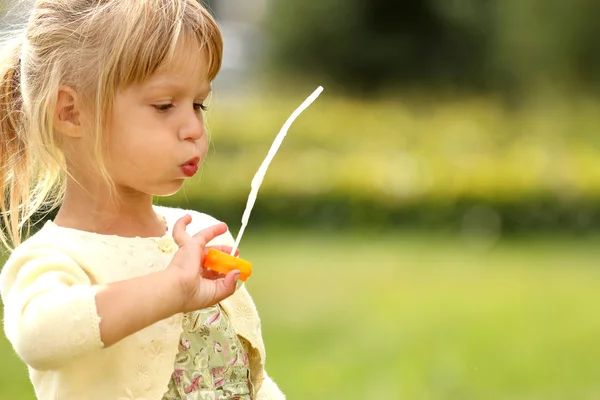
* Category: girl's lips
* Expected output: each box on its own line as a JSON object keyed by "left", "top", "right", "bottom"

{"left": 181, "top": 163, "right": 198, "bottom": 177}
{"left": 183, "top": 157, "right": 200, "bottom": 165}
{"left": 181, "top": 157, "right": 200, "bottom": 177}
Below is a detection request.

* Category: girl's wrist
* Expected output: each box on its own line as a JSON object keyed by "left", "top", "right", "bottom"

{"left": 155, "top": 268, "right": 187, "bottom": 315}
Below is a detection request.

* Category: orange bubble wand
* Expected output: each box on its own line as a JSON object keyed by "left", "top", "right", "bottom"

{"left": 203, "top": 86, "right": 324, "bottom": 281}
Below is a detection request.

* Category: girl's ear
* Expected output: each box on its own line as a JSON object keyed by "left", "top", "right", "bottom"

{"left": 54, "top": 86, "right": 83, "bottom": 138}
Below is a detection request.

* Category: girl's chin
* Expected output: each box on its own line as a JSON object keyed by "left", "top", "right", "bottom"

{"left": 151, "top": 180, "right": 186, "bottom": 197}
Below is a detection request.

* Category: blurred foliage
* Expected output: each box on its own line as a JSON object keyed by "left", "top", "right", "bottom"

{"left": 264, "top": 0, "right": 600, "bottom": 97}
{"left": 156, "top": 92, "right": 600, "bottom": 234}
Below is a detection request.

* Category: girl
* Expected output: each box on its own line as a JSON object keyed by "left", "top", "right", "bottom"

{"left": 0, "top": 1, "right": 285, "bottom": 399}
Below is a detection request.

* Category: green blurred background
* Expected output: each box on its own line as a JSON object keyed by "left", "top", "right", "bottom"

{"left": 2, "top": 0, "right": 600, "bottom": 398}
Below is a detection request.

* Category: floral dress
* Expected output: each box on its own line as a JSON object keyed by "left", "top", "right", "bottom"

{"left": 162, "top": 304, "right": 253, "bottom": 400}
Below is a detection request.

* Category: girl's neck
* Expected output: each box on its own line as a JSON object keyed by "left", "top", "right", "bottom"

{"left": 53, "top": 182, "right": 166, "bottom": 238}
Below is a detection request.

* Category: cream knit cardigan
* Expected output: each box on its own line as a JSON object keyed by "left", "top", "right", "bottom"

{"left": 0, "top": 206, "right": 285, "bottom": 400}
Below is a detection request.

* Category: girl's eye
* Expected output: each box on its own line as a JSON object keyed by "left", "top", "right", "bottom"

{"left": 194, "top": 103, "right": 208, "bottom": 112}
{"left": 153, "top": 104, "right": 173, "bottom": 112}
{"left": 153, "top": 103, "right": 207, "bottom": 113}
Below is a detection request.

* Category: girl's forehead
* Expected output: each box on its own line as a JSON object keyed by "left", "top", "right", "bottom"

{"left": 150, "top": 44, "right": 211, "bottom": 89}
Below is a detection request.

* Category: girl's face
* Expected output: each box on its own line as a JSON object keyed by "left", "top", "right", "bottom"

{"left": 105, "top": 40, "right": 212, "bottom": 197}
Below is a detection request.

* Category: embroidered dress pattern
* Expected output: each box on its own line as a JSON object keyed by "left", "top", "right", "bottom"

{"left": 162, "top": 305, "right": 252, "bottom": 400}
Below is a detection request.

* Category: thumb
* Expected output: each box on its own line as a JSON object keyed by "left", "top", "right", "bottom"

{"left": 172, "top": 214, "right": 192, "bottom": 247}
{"left": 210, "top": 270, "right": 240, "bottom": 303}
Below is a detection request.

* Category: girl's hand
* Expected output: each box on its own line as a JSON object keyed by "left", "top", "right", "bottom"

{"left": 168, "top": 214, "right": 240, "bottom": 312}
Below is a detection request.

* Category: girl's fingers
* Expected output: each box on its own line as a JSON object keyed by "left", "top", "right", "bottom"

{"left": 207, "top": 270, "right": 240, "bottom": 303}
{"left": 192, "top": 223, "right": 228, "bottom": 247}
{"left": 172, "top": 214, "right": 193, "bottom": 247}
{"left": 204, "top": 245, "right": 240, "bottom": 257}
{"left": 202, "top": 267, "right": 225, "bottom": 280}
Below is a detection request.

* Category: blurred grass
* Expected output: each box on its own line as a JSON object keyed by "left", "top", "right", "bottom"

{"left": 2, "top": 230, "right": 600, "bottom": 399}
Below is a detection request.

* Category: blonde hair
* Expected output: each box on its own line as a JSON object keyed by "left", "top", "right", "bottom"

{"left": 0, "top": 0, "right": 223, "bottom": 249}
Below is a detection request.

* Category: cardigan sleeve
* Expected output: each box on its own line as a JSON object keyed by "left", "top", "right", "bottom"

{"left": 0, "top": 244, "right": 103, "bottom": 371}
{"left": 256, "top": 371, "right": 286, "bottom": 400}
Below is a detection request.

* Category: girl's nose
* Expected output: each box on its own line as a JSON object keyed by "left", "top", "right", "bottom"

{"left": 179, "top": 108, "right": 205, "bottom": 142}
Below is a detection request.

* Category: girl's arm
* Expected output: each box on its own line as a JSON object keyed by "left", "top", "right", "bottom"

{"left": 98, "top": 216, "right": 240, "bottom": 347}
{"left": 1, "top": 215, "right": 238, "bottom": 370}
{"left": 94, "top": 268, "right": 183, "bottom": 347}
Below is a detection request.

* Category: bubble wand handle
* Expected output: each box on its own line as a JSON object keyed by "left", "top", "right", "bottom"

{"left": 230, "top": 86, "right": 324, "bottom": 256}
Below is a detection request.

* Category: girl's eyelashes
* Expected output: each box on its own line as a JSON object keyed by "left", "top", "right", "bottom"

{"left": 194, "top": 103, "right": 208, "bottom": 112}
{"left": 152, "top": 103, "right": 208, "bottom": 113}
{"left": 153, "top": 103, "right": 174, "bottom": 112}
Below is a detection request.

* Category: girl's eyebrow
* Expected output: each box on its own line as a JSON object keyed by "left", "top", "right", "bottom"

{"left": 145, "top": 80, "right": 212, "bottom": 97}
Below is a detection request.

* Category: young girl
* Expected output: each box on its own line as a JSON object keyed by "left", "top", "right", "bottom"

{"left": 0, "top": 1, "right": 285, "bottom": 399}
